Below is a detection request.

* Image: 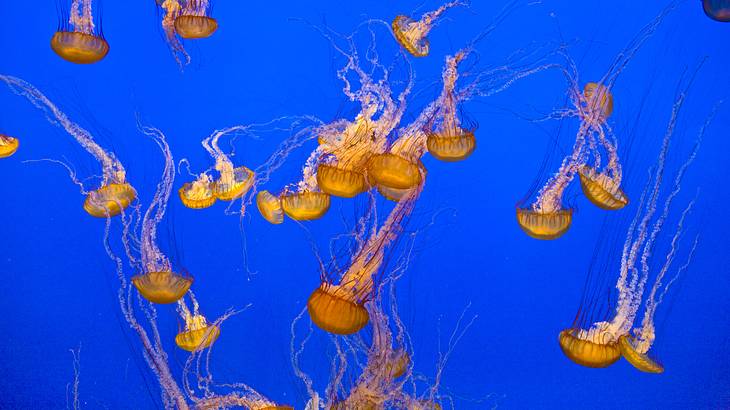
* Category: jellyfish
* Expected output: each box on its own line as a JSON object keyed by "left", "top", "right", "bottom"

{"left": 174, "top": 0, "right": 218, "bottom": 39}
{"left": 180, "top": 126, "right": 255, "bottom": 210}
{"left": 391, "top": 1, "right": 463, "bottom": 57}
{"left": 175, "top": 296, "right": 220, "bottom": 352}
{"left": 52, "top": 0, "right": 109, "bottom": 64}
{"left": 703, "top": 0, "right": 730, "bottom": 21}
{"left": 256, "top": 190, "right": 284, "bottom": 224}
{"left": 307, "top": 184, "right": 421, "bottom": 335}
{"left": 0, "top": 75, "right": 136, "bottom": 217}
{"left": 559, "top": 76, "right": 710, "bottom": 373}
{"left": 0, "top": 134, "right": 19, "bottom": 158}
{"left": 130, "top": 123, "right": 192, "bottom": 304}
{"left": 516, "top": 4, "right": 676, "bottom": 239}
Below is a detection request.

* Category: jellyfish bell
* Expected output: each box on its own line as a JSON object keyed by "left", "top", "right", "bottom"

{"left": 179, "top": 177, "right": 217, "bottom": 209}
{"left": 578, "top": 166, "right": 628, "bottom": 210}
{"left": 558, "top": 328, "right": 621, "bottom": 368}
{"left": 583, "top": 82, "right": 614, "bottom": 118}
{"left": 515, "top": 207, "right": 573, "bottom": 240}
{"left": 175, "top": 314, "right": 220, "bottom": 352}
{"left": 386, "top": 349, "right": 410, "bottom": 379}
{"left": 392, "top": 15, "right": 430, "bottom": 57}
{"left": 618, "top": 335, "right": 664, "bottom": 374}
{"left": 174, "top": 15, "right": 217, "bottom": 39}
{"left": 51, "top": 31, "right": 109, "bottom": 64}
{"left": 83, "top": 182, "right": 137, "bottom": 217}
{"left": 426, "top": 129, "right": 476, "bottom": 162}
{"left": 377, "top": 184, "right": 413, "bottom": 202}
{"left": 703, "top": 0, "right": 730, "bottom": 22}
{"left": 307, "top": 284, "right": 369, "bottom": 335}
{"left": 280, "top": 191, "right": 331, "bottom": 221}
{"left": 367, "top": 153, "right": 423, "bottom": 190}
{"left": 212, "top": 165, "right": 254, "bottom": 201}
{"left": 256, "top": 190, "right": 284, "bottom": 224}
{"left": 132, "top": 270, "right": 192, "bottom": 304}
{"left": 0, "top": 134, "right": 19, "bottom": 158}
{"left": 316, "top": 163, "right": 368, "bottom": 198}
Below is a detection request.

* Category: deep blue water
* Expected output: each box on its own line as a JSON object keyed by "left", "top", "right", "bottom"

{"left": 1, "top": 1, "right": 729, "bottom": 408}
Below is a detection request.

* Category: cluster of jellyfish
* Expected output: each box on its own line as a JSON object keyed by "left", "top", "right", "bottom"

{"left": 0, "top": 0, "right": 720, "bottom": 408}
{"left": 50, "top": 0, "right": 217, "bottom": 66}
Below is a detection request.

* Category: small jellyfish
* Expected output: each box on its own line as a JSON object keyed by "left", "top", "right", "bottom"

{"left": 426, "top": 51, "right": 477, "bottom": 162}
{"left": 131, "top": 123, "right": 192, "bottom": 304}
{"left": 578, "top": 166, "right": 628, "bottom": 210}
{"left": 316, "top": 163, "right": 368, "bottom": 198}
{"left": 392, "top": 2, "right": 462, "bottom": 57}
{"left": 559, "top": 77, "right": 707, "bottom": 373}
{"left": 52, "top": 0, "right": 109, "bottom": 64}
{"left": 367, "top": 153, "right": 423, "bottom": 190}
{"left": 174, "top": 0, "right": 218, "bottom": 39}
{"left": 0, "top": 75, "right": 136, "bottom": 217}
{"left": 703, "top": 0, "right": 730, "bottom": 21}
{"left": 179, "top": 175, "right": 217, "bottom": 209}
{"left": 0, "top": 134, "right": 19, "bottom": 158}
{"left": 175, "top": 298, "right": 220, "bottom": 352}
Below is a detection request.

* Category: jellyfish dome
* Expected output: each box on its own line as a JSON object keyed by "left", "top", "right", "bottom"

{"left": 426, "top": 129, "right": 476, "bottom": 162}
{"left": 280, "top": 191, "right": 331, "bottom": 221}
{"left": 367, "top": 153, "right": 423, "bottom": 190}
{"left": 703, "top": 0, "right": 730, "bottom": 21}
{"left": 392, "top": 15, "right": 431, "bottom": 57}
{"left": 132, "top": 271, "right": 192, "bottom": 304}
{"left": 174, "top": 15, "right": 218, "bottom": 39}
{"left": 51, "top": 32, "right": 109, "bottom": 64}
{"left": 213, "top": 165, "right": 255, "bottom": 201}
{"left": 83, "top": 183, "right": 137, "bottom": 218}
{"left": 618, "top": 335, "right": 664, "bottom": 374}
{"left": 516, "top": 208, "right": 573, "bottom": 240}
{"left": 175, "top": 314, "right": 220, "bottom": 352}
{"left": 256, "top": 190, "right": 284, "bottom": 224}
{"left": 179, "top": 177, "right": 217, "bottom": 209}
{"left": 558, "top": 328, "right": 621, "bottom": 368}
{"left": 316, "top": 163, "right": 368, "bottom": 198}
{"left": 583, "top": 82, "right": 614, "bottom": 118}
{"left": 0, "top": 135, "right": 19, "bottom": 158}
{"left": 307, "top": 284, "right": 370, "bottom": 335}
{"left": 578, "top": 167, "right": 628, "bottom": 210}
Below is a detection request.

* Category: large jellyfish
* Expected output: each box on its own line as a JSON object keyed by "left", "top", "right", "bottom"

{"left": 391, "top": 1, "right": 463, "bottom": 57}
{"left": 559, "top": 77, "right": 711, "bottom": 373}
{"left": 516, "top": 4, "right": 676, "bottom": 240}
{"left": 52, "top": 0, "right": 109, "bottom": 64}
{"left": 0, "top": 134, "right": 19, "bottom": 158}
{"left": 703, "top": 0, "right": 730, "bottom": 21}
{"left": 0, "top": 75, "right": 136, "bottom": 217}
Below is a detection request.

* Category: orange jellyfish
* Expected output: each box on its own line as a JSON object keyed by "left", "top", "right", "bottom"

{"left": 256, "top": 190, "right": 284, "bottom": 224}
{"left": 175, "top": 0, "right": 218, "bottom": 39}
{"left": 559, "top": 79, "right": 708, "bottom": 373}
{"left": 0, "top": 134, "right": 19, "bottom": 158}
{"left": 516, "top": 4, "right": 676, "bottom": 239}
{"left": 703, "top": 0, "right": 730, "bottom": 21}
{"left": 130, "top": 123, "right": 191, "bottom": 304}
{"left": 0, "top": 75, "right": 136, "bottom": 217}
{"left": 307, "top": 184, "right": 421, "bottom": 334}
{"left": 175, "top": 296, "right": 220, "bottom": 352}
{"left": 392, "top": 2, "right": 462, "bottom": 57}
{"left": 52, "top": 0, "right": 109, "bottom": 64}
{"left": 180, "top": 126, "right": 255, "bottom": 210}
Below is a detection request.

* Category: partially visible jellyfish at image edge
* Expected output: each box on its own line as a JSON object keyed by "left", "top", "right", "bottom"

{"left": 703, "top": 0, "right": 730, "bottom": 21}
{"left": 0, "top": 75, "right": 136, "bottom": 217}
{"left": 0, "top": 134, "right": 19, "bottom": 158}
{"left": 52, "top": 0, "right": 109, "bottom": 64}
